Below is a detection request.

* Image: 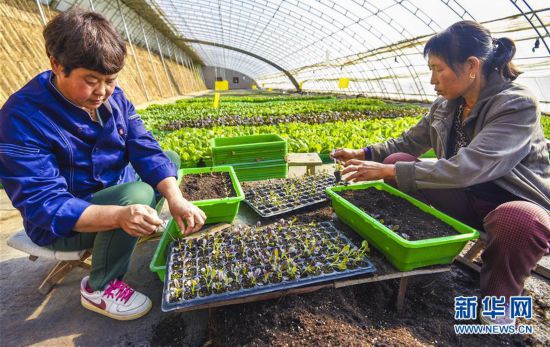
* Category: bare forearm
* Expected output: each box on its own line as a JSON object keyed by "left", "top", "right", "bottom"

{"left": 156, "top": 176, "right": 207, "bottom": 234}
{"left": 74, "top": 205, "right": 123, "bottom": 232}
{"left": 156, "top": 176, "right": 182, "bottom": 203}
{"left": 383, "top": 164, "right": 397, "bottom": 180}
{"left": 355, "top": 149, "right": 366, "bottom": 160}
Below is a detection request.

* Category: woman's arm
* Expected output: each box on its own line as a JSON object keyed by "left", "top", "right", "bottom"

{"left": 156, "top": 176, "right": 206, "bottom": 235}
{"left": 74, "top": 204, "right": 163, "bottom": 237}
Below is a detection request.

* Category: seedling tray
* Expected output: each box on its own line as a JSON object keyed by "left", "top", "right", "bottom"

{"left": 326, "top": 182, "right": 479, "bottom": 271}
{"left": 211, "top": 134, "right": 287, "bottom": 166}
{"left": 243, "top": 173, "right": 336, "bottom": 217}
{"left": 161, "top": 221, "right": 376, "bottom": 312}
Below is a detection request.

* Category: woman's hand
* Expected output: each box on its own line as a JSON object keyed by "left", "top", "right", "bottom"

{"left": 167, "top": 197, "right": 207, "bottom": 235}
{"left": 155, "top": 176, "right": 207, "bottom": 235}
{"left": 331, "top": 148, "right": 364, "bottom": 162}
{"left": 341, "top": 159, "right": 396, "bottom": 182}
{"left": 116, "top": 204, "right": 163, "bottom": 237}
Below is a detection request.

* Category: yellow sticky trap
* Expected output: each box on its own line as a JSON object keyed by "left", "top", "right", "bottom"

{"left": 251, "top": 85, "right": 257, "bottom": 90}
{"left": 299, "top": 81, "right": 304, "bottom": 89}
{"left": 338, "top": 78, "right": 350, "bottom": 89}
{"left": 268, "top": 88, "right": 273, "bottom": 92}
{"left": 215, "top": 80, "right": 229, "bottom": 91}
{"left": 213, "top": 92, "right": 220, "bottom": 109}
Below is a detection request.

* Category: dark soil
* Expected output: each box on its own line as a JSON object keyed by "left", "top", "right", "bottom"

{"left": 180, "top": 172, "right": 236, "bottom": 201}
{"left": 151, "top": 313, "right": 191, "bottom": 346}
{"left": 338, "top": 188, "right": 458, "bottom": 240}
{"left": 152, "top": 203, "right": 547, "bottom": 346}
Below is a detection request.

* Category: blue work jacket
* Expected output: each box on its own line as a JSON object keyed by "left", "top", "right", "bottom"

{"left": 0, "top": 71, "right": 177, "bottom": 246}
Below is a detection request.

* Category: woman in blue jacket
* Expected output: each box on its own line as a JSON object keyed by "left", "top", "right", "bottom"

{"left": 0, "top": 9, "right": 205, "bottom": 320}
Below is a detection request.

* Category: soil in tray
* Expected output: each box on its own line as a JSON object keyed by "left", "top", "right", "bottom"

{"left": 179, "top": 172, "right": 236, "bottom": 201}
{"left": 337, "top": 188, "right": 458, "bottom": 241}
{"left": 153, "top": 202, "right": 543, "bottom": 346}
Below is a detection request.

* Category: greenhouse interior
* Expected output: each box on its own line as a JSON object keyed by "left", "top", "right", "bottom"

{"left": 0, "top": 0, "right": 549, "bottom": 346}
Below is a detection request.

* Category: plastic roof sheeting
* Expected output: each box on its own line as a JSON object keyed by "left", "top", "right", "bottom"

{"left": 150, "top": 0, "right": 550, "bottom": 109}
{"left": 144, "top": 0, "right": 549, "bottom": 108}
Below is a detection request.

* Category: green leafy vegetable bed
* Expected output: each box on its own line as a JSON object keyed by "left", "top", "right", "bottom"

{"left": 138, "top": 93, "right": 550, "bottom": 166}
{"left": 157, "top": 117, "right": 420, "bottom": 165}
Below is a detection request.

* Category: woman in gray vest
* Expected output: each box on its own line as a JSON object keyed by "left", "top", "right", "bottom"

{"left": 333, "top": 20, "right": 549, "bottom": 325}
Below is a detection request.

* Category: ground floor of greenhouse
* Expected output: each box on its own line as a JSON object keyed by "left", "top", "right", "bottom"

{"left": 1, "top": 165, "right": 548, "bottom": 346}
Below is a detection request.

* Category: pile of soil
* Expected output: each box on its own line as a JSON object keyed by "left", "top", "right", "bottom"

{"left": 180, "top": 172, "right": 235, "bottom": 201}
{"left": 151, "top": 203, "right": 548, "bottom": 346}
{"left": 338, "top": 188, "right": 458, "bottom": 240}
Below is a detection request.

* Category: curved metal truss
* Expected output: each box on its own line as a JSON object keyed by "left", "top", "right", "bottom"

{"left": 45, "top": 0, "right": 549, "bottom": 104}
{"left": 124, "top": 0, "right": 546, "bottom": 102}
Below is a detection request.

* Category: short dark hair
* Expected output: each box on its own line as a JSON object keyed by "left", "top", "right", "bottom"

{"left": 424, "top": 20, "right": 520, "bottom": 81}
{"left": 43, "top": 8, "right": 126, "bottom": 75}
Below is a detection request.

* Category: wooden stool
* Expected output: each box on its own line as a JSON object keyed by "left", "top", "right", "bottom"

{"left": 285, "top": 153, "right": 323, "bottom": 175}
{"left": 456, "top": 233, "right": 550, "bottom": 279}
{"left": 7, "top": 230, "right": 91, "bottom": 294}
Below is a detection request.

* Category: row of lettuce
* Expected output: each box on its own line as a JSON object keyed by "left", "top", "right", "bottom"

{"left": 157, "top": 117, "right": 421, "bottom": 166}
{"left": 140, "top": 95, "right": 424, "bottom": 130}
{"left": 141, "top": 95, "right": 425, "bottom": 165}
{"left": 139, "top": 94, "right": 550, "bottom": 167}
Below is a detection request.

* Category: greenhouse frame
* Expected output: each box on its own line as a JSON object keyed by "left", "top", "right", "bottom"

{"left": 0, "top": 0, "right": 548, "bottom": 109}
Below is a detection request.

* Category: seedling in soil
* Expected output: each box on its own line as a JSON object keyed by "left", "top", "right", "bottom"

{"left": 165, "top": 221, "right": 376, "bottom": 306}
{"left": 334, "top": 159, "right": 343, "bottom": 183}
{"left": 243, "top": 174, "right": 336, "bottom": 217}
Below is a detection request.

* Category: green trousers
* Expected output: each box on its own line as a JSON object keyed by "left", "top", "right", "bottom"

{"left": 47, "top": 151, "right": 180, "bottom": 291}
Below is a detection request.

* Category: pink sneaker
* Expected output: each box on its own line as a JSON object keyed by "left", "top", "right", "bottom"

{"left": 80, "top": 276, "right": 152, "bottom": 320}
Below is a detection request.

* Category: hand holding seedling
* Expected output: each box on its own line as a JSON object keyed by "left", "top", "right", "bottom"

{"left": 116, "top": 204, "right": 163, "bottom": 237}
{"left": 155, "top": 176, "right": 207, "bottom": 235}
{"left": 169, "top": 197, "right": 207, "bottom": 235}
{"left": 341, "top": 159, "right": 396, "bottom": 182}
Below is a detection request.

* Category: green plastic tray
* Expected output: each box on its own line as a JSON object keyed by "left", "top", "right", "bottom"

{"left": 150, "top": 219, "right": 181, "bottom": 281}
{"left": 229, "top": 159, "right": 288, "bottom": 181}
{"left": 150, "top": 165, "right": 245, "bottom": 281}
{"left": 211, "top": 134, "right": 287, "bottom": 165}
{"left": 178, "top": 166, "right": 244, "bottom": 224}
{"left": 420, "top": 149, "right": 436, "bottom": 159}
{"left": 326, "top": 182, "right": 479, "bottom": 271}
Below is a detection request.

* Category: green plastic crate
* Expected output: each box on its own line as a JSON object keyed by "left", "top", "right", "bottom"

{"left": 180, "top": 161, "right": 200, "bottom": 168}
{"left": 319, "top": 152, "right": 333, "bottom": 164}
{"left": 229, "top": 159, "right": 288, "bottom": 182}
{"left": 150, "top": 165, "right": 244, "bottom": 281}
{"left": 326, "top": 182, "right": 479, "bottom": 271}
{"left": 211, "top": 134, "right": 287, "bottom": 165}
